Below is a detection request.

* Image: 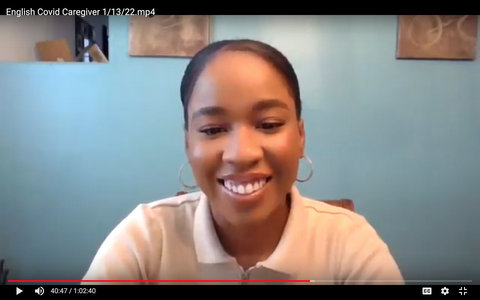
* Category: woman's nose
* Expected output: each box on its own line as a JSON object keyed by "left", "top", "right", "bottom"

{"left": 222, "top": 125, "right": 262, "bottom": 167}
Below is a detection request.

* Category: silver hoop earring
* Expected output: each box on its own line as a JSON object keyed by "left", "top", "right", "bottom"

{"left": 296, "top": 155, "right": 314, "bottom": 182}
{"left": 178, "top": 161, "right": 197, "bottom": 190}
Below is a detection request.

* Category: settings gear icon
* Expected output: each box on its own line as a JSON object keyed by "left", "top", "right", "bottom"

{"left": 441, "top": 287, "right": 449, "bottom": 295}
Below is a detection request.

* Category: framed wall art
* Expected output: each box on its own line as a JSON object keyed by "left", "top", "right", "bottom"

{"left": 396, "top": 15, "right": 478, "bottom": 60}
{"left": 129, "top": 15, "right": 210, "bottom": 57}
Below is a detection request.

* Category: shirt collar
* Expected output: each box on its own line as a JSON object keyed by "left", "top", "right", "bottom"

{"left": 193, "top": 185, "right": 308, "bottom": 275}
{"left": 193, "top": 192, "right": 235, "bottom": 264}
{"left": 259, "top": 185, "right": 308, "bottom": 275}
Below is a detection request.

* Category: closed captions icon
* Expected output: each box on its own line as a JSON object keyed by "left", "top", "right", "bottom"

{"left": 422, "top": 287, "right": 432, "bottom": 295}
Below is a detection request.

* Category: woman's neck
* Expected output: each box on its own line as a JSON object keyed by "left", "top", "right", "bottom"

{"left": 212, "top": 198, "right": 290, "bottom": 269}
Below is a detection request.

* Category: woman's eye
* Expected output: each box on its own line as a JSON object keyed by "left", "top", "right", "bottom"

{"left": 259, "top": 122, "right": 283, "bottom": 131}
{"left": 199, "top": 127, "right": 226, "bottom": 136}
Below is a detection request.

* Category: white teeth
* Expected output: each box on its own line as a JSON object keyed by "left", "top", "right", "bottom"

{"left": 237, "top": 185, "right": 245, "bottom": 194}
{"left": 222, "top": 179, "right": 269, "bottom": 195}
{"left": 245, "top": 183, "right": 253, "bottom": 194}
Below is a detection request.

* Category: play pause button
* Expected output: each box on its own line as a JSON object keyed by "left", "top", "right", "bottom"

{"left": 16, "top": 287, "right": 23, "bottom": 295}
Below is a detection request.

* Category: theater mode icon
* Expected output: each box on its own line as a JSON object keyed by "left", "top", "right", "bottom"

{"left": 422, "top": 287, "right": 432, "bottom": 295}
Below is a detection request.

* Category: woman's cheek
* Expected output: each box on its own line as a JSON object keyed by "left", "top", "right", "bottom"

{"left": 188, "top": 139, "right": 221, "bottom": 183}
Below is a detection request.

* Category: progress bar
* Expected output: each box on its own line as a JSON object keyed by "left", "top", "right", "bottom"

{"left": 8, "top": 279, "right": 474, "bottom": 283}
{"left": 309, "top": 280, "right": 473, "bottom": 283}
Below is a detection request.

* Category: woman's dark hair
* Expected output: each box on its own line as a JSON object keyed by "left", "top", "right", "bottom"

{"left": 180, "top": 39, "right": 302, "bottom": 130}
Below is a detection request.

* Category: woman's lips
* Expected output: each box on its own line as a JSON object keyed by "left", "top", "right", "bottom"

{"left": 222, "top": 178, "right": 269, "bottom": 195}
{"left": 217, "top": 176, "right": 272, "bottom": 202}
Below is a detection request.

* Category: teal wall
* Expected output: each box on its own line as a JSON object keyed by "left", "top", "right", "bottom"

{"left": 1, "top": 15, "right": 479, "bottom": 283}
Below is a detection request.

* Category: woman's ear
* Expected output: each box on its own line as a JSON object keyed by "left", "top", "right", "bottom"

{"left": 184, "top": 129, "right": 189, "bottom": 152}
{"left": 298, "top": 119, "right": 306, "bottom": 158}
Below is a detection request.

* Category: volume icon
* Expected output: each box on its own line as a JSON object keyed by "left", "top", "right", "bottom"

{"left": 34, "top": 286, "right": 44, "bottom": 295}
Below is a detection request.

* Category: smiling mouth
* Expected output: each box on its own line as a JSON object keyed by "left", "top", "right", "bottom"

{"left": 217, "top": 177, "right": 272, "bottom": 196}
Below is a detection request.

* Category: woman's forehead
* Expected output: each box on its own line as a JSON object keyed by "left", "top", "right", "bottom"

{"left": 188, "top": 51, "right": 295, "bottom": 113}
{"left": 201, "top": 50, "right": 282, "bottom": 82}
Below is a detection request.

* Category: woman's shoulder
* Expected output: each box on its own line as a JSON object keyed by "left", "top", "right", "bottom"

{"left": 297, "top": 193, "right": 389, "bottom": 244}
{"left": 145, "top": 191, "right": 203, "bottom": 210}
{"left": 114, "top": 191, "right": 204, "bottom": 230}
{"left": 296, "top": 194, "right": 370, "bottom": 230}
{"left": 299, "top": 195, "right": 357, "bottom": 217}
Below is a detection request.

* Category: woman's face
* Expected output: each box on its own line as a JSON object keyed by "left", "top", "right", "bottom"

{"left": 186, "top": 50, "right": 305, "bottom": 226}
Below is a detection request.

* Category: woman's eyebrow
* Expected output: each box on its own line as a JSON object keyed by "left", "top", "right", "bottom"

{"left": 252, "top": 99, "right": 289, "bottom": 112}
{"left": 191, "top": 99, "right": 289, "bottom": 120}
{"left": 191, "top": 106, "right": 227, "bottom": 120}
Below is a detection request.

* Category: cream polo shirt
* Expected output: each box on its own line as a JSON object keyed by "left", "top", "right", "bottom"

{"left": 83, "top": 186, "right": 403, "bottom": 284}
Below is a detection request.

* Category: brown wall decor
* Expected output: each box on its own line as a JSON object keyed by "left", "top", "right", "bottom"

{"left": 129, "top": 15, "right": 210, "bottom": 58}
{"left": 397, "top": 15, "right": 478, "bottom": 60}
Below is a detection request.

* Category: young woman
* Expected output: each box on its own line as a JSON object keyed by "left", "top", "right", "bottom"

{"left": 83, "top": 39, "right": 403, "bottom": 284}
